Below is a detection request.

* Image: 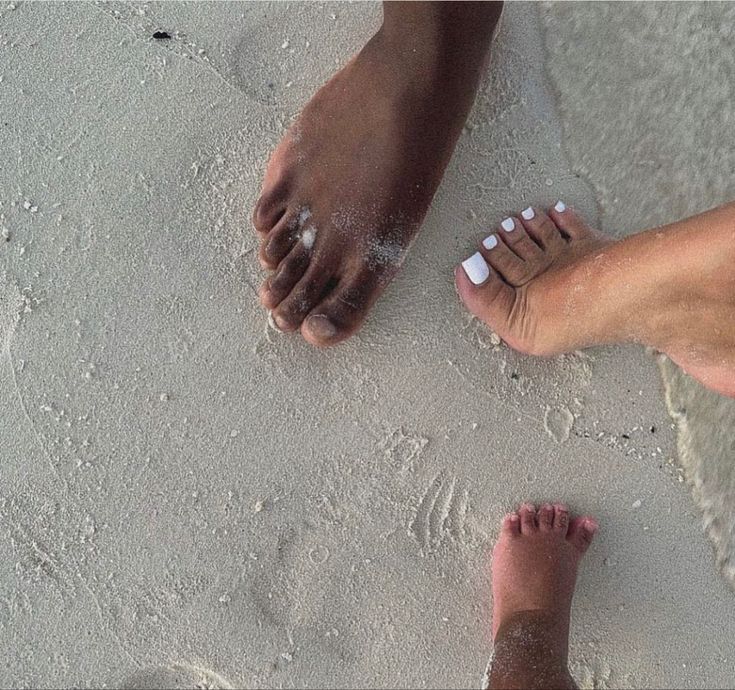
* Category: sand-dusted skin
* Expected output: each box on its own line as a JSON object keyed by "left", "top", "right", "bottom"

{"left": 253, "top": 2, "right": 503, "bottom": 346}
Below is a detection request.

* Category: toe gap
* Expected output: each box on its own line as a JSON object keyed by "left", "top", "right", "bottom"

{"left": 319, "top": 276, "right": 340, "bottom": 302}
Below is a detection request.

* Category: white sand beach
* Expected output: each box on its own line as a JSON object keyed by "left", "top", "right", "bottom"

{"left": 1, "top": 2, "right": 734, "bottom": 688}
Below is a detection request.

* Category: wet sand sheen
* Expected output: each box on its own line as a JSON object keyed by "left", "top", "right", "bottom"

{"left": 540, "top": 0, "right": 735, "bottom": 587}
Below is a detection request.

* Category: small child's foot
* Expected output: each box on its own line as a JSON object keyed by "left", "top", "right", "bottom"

{"left": 492, "top": 502, "right": 597, "bottom": 640}
{"left": 488, "top": 503, "right": 597, "bottom": 690}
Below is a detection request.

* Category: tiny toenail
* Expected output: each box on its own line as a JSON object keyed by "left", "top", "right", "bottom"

{"left": 461, "top": 252, "right": 490, "bottom": 285}
{"left": 554, "top": 200, "right": 566, "bottom": 213}
{"left": 272, "top": 314, "right": 289, "bottom": 330}
{"left": 584, "top": 519, "right": 599, "bottom": 534}
{"left": 482, "top": 234, "right": 498, "bottom": 250}
{"left": 501, "top": 217, "right": 515, "bottom": 232}
{"left": 307, "top": 314, "right": 337, "bottom": 339}
{"left": 521, "top": 206, "right": 535, "bottom": 220}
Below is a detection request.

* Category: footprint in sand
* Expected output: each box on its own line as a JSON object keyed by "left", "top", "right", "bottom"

{"left": 120, "top": 663, "right": 234, "bottom": 690}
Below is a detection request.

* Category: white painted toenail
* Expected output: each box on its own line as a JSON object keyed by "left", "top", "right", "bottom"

{"left": 583, "top": 518, "right": 599, "bottom": 534}
{"left": 521, "top": 206, "right": 535, "bottom": 220}
{"left": 482, "top": 234, "right": 498, "bottom": 250}
{"left": 462, "top": 252, "right": 490, "bottom": 285}
{"left": 554, "top": 200, "right": 566, "bottom": 213}
{"left": 501, "top": 217, "right": 515, "bottom": 232}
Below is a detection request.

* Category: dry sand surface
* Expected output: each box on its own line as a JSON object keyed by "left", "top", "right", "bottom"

{"left": 1, "top": 2, "right": 734, "bottom": 688}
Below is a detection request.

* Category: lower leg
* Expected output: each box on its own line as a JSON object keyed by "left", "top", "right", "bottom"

{"left": 489, "top": 612, "right": 576, "bottom": 689}
{"left": 381, "top": 1, "right": 503, "bottom": 69}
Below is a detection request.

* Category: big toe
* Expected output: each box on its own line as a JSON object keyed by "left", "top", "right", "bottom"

{"left": 566, "top": 515, "right": 598, "bottom": 554}
{"left": 455, "top": 253, "right": 516, "bottom": 336}
{"left": 301, "top": 270, "right": 381, "bottom": 347}
{"left": 500, "top": 511, "right": 521, "bottom": 537}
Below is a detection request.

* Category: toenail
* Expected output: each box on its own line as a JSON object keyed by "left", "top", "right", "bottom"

{"left": 272, "top": 312, "right": 292, "bottom": 331}
{"left": 583, "top": 518, "right": 599, "bottom": 534}
{"left": 521, "top": 206, "right": 535, "bottom": 220}
{"left": 501, "top": 217, "right": 515, "bottom": 232}
{"left": 306, "top": 314, "right": 337, "bottom": 339}
{"left": 482, "top": 234, "right": 498, "bottom": 250}
{"left": 461, "top": 252, "right": 490, "bottom": 285}
{"left": 554, "top": 200, "right": 566, "bottom": 213}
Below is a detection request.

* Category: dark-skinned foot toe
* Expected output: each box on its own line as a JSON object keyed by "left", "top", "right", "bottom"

{"left": 258, "top": 212, "right": 298, "bottom": 269}
{"left": 252, "top": 193, "right": 287, "bottom": 236}
{"left": 301, "top": 270, "right": 380, "bottom": 347}
{"left": 271, "top": 265, "right": 334, "bottom": 332}
{"left": 259, "top": 244, "right": 311, "bottom": 310}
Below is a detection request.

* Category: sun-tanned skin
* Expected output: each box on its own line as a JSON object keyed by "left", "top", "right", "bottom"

{"left": 253, "top": 2, "right": 502, "bottom": 346}
{"left": 456, "top": 202, "right": 735, "bottom": 398}
{"left": 488, "top": 503, "right": 597, "bottom": 690}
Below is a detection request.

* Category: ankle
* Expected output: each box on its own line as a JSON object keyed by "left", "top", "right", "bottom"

{"left": 490, "top": 611, "right": 574, "bottom": 690}
{"left": 377, "top": 3, "right": 499, "bottom": 75}
{"left": 381, "top": 2, "right": 502, "bottom": 45}
{"left": 495, "top": 609, "right": 571, "bottom": 647}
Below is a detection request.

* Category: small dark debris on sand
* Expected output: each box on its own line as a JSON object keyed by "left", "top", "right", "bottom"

{"left": 152, "top": 31, "right": 172, "bottom": 40}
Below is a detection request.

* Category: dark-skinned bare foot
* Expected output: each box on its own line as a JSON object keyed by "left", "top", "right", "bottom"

{"left": 456, "top": 201, "right": 735, "bottom": 397}
{"left": 253, "top": 2, "right": 502, "bottom": 346}
{"left": 488, "top": 503, "right": 598, "bottom": 690}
